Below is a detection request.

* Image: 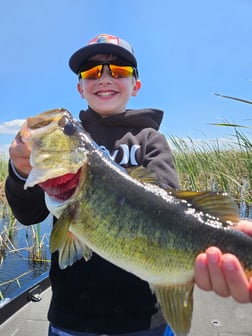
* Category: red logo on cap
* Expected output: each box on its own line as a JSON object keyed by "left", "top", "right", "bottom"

{"left": 88, "top": 34, "right": 119, "bottom": 46}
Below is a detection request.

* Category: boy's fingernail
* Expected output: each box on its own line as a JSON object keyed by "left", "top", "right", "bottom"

{"left": 208, "top": 252, "right": 219, "bottom": 264}
{"left": 222, "top": 256, "right": 235, "bottom": 271}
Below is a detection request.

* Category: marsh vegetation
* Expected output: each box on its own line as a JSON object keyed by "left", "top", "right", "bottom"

{"left": 0, "top": 157, "right": 51, "bottom": 299}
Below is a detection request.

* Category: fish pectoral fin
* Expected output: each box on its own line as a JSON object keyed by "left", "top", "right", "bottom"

{"left": 57, "top": 230, "right": 92, "bottom": 269}
{"left": 50, "top": 206, "right": 92, "bottom": 270}
{"left": 150, "top": 281, "right": 194, "bottom": 336}
{"left": 50, "top": 210, "right": 71, "bottom": 254}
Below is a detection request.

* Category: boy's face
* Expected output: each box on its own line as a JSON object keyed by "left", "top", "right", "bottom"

{"left": 77, "top": 54, "right": 141, "bottom": 117}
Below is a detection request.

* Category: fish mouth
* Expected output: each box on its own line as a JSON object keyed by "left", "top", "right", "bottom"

{"left": 39, "top": 168, "right": 82, "bottom": 201}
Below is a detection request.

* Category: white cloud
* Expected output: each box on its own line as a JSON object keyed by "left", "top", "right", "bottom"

{"left": 0, "top": 119, "right": 25, "bottom": 135}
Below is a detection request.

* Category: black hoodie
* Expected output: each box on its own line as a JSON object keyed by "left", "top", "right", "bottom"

{"left": 5, "top": 107, "right": 179, "bottom": 334}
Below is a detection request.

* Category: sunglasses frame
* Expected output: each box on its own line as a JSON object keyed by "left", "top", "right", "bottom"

{"left": 78, "top": 60, "right": 138, "bottom": 80}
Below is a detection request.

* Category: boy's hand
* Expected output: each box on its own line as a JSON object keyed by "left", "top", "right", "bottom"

{"left": 9, "top": 132, "right": 32, "bottom": 177}
{"left": 194, "top": 220, "right": 252, "bottom": 303}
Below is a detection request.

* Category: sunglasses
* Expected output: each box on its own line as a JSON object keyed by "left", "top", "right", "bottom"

{"left": 78, "top": 61, "right": 138, "bottom": 80}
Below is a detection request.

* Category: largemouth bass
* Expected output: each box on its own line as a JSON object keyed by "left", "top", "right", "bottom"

{"left": 20, "top": 108, "right": 252, "bottom": 336}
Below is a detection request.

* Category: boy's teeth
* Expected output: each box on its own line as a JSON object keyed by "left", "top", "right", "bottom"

{"left": 97, "top": 92, "right": 115, "bottom": 96}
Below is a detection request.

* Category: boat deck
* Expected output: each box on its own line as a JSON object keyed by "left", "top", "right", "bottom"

{"left": 0, "top": 286, "right": 51, "bottom": 336}
{"left": 1, "top": 285, "right": 252, "bottom": 335}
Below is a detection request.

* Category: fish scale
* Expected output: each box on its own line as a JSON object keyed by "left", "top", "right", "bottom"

{"left": 69, "top": 160, "right": 205, "bottom": 283}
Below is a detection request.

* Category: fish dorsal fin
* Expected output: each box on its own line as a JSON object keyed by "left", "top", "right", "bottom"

{"left": 50, "top": 204, "right": 92, "bottom": 269}
{"left": 151, "top": 281, "right": 194, "bottom": 336}
{"left": 167, "top": 189, "right": 240, "bottom": 224}
{"left": 126, "top": 166, "right": 160, "bottom": 185}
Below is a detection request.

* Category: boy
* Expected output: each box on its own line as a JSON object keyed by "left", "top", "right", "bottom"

{"left": 5, "top": 34, "right": 252, "bottom": 336}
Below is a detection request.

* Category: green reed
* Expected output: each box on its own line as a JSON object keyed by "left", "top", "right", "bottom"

{"left": 0, "top": 156, "right": 8, "bottom": 206}
{"left": 0, "top": 155, "right": 17, "bottom": 243}
{"left": 0, "top": 155, "right": 49, "bottom": 264}
{"left": 28, "top": 224, "right": 49, "bottom": 262}
{"left": 170, "top": 132, "right": 252, "bottom": 205}
{"left": 0, "top": 155, "right": 8, "bottom": 182}
{"left": 233, "top": 129, "right": 252, "bottom": 201}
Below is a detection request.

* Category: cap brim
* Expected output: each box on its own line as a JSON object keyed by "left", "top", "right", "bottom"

{"left": 69, "top": 43, "right": 137, "bottom": 74}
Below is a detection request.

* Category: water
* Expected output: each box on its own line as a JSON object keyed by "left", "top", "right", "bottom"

{"left": 239, "top": 202, "right": 252, "bottom": 219}
{"left": 0, "top": 214, "right": 52, "bottom": 299}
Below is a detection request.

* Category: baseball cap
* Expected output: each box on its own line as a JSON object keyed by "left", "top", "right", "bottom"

{"left": 69, "top": 34, "right": 137, "bottom": 74}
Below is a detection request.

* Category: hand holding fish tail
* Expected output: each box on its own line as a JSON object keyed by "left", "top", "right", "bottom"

{"left": 9, "top": 132, "right": 32, "bottom": 177}
{"left": 195, "top": 219, "right": 252, "bottom": 303}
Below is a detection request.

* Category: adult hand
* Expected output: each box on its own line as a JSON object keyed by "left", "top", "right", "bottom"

{"left": 194, "top": 219, "right": 252, "bottom": 303}
{"left": 9, "top": 132, "right": 32, "bottom": 177}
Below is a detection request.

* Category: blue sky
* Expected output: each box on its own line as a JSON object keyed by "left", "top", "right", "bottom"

{"left": 0, "top": 0, "right": 251, "bottom": 155}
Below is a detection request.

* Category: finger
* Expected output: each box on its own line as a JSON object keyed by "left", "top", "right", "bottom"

{"left": 205, "top": 247, "right": 230, "bottom": 297}
{"left": 236, "top": 220, "right": 252, "bottom": 237}
{"left": 222, "top": 254, "right": 251, "bottom": 303}
{"left": 194, "top": 253, "right": 212, "bottom": 291}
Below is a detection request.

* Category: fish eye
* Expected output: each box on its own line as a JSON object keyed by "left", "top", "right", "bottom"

{"left": 63, "top": 121, "right": 76, "bottom": 136}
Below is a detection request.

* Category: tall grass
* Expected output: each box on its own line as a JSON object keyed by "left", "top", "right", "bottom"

{"left": 0, "top": 155, "right": 17, "bottom": 251}
{"left": 170, "top": 135, "right": 251, "bottom": 204}
{"left": 28, "top": 225, "right": 49, "bottom": 262}
{"left": 0, "top": 155, "right": 48, "bottom": 265}
{"left": 0, "top": 155, "right": 8, "bottom": 205}
{"left": 0, "top": 155, "right": 8, "bottom": 181}
{"left": 233, "top": 129, "right": 252, "bottom": 197}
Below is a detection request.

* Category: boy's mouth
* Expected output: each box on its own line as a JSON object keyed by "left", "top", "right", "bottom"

{"left": 96, "top": 90, "right": 118, "bottom": 97}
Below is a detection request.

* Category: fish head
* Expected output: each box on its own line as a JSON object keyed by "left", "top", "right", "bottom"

{"left": 20, "top": 108, "right": 89, "bottom": 203}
